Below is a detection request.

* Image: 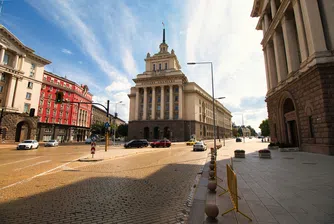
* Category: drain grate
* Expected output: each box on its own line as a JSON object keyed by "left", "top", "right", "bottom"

{"left": 302, "top": 162, "right": 317, "bottom": 165}
{"left": 283, "top": 157, "right": 294, "bottom": 159}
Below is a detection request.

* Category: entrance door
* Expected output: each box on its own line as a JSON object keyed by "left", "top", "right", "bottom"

{"left": 290, "top": 120, "right": 299, "bottom": 147}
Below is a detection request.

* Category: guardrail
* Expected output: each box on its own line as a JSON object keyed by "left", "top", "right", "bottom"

{"left": 221, "top": 164, "right": 252, "bottom": 221}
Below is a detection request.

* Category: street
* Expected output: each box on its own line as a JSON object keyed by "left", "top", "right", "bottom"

{"left": 0, "top": 140, "right": 218, "bottom": 224}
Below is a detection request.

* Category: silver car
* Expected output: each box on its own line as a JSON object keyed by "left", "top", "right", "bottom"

{"left": 193, "top": 141, "right": 207, "bottom": 151}
{"left": 45, "top": 140, "right": 59, "bottom": 147}
{"left": 17, "top": 140, "right": 39, "bottom": 150}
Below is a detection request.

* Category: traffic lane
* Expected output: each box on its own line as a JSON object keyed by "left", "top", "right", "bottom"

{"left": 0, "top": 144, "right": 207, "bottom": 223}
{"left": 0, "top": 145, "right": 96, "bottom": 190}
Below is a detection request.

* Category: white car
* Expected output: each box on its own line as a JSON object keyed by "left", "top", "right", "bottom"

{"left": 17, "top": 140, "right": 39, "bottom": 150}
{"left": 193, "top": 141, "right": 207, "bottom": 151}
{"left": 45, "top": 140, "right": 59, "bottom": 147}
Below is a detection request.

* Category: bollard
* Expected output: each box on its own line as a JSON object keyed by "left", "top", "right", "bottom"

{"left": 207, "top": 180, "right": 217, "bottom": 192}
{"left": 209, "top": 164, "right": 215, "bottom": 170}
{"left": 205, "top": 204, "right": 219, "bottom": 221}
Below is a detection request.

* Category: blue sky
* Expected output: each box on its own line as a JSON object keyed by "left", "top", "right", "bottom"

{"left": 1, "top": 0, "right": 268, "bottom": 131}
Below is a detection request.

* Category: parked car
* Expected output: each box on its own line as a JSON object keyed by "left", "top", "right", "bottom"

{"left": 139, "top": 139, "right": 149, "bottom": 147}
{"left": 85, "top": 138, "right": 92, "bottom": 144}
{"left": 186, "top": 139, "right": 196, "bottom": 146}
{"left": 124, "top": 140, "right": 148, "bottom": 148}
{"left": 17, "top": 140, "right": 39, "bottom": 150}
{"left": 45, "top": 140, "right": 59, "bottom": 147}
{"left": 236, "top": 137, "right": 242, "bottom": 142}
{"left": 150, "top": 139, "right": 171, "bottom": 148}
{"left": 193, "top": 141, "right": 207, "bottom": 151}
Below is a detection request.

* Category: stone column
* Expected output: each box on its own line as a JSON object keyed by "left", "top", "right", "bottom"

{"left": 292, "top": 0, "right": 309, "bottom": 62}
{"left": 270, "top": 0, "right": 277, "bottom": 18}
{"left": 299, "top": 0, "right": 327, "bottom": 55}
{"left": 135, "top": 88, "right": 140, "bottom": 120}
{"left": 152, "top": 87, "right": 156, "bottom": 120}
{"left": 143, "top": 87, "right": 147, "bottom": 120}
{"left": 273, "top": 30, "right": 288, "bottom": 82}
{"left": 281, "top": 15, "right": 300, "bottom": 73}
{"left": 169, "top": 85, "right": 173, "bottom": 120}
{"left": 263, "top": 48, "right": 271, "bottom": 90}
{"left": 178, "top": 84, "right": 183, "bottom": 119}
{"left": 160, "top": 86, "right": 165, "bottom": 119}
{"left": 0, "top": 47, "right": 5, "bottom": 64}
{"left": 20, "top": 55, "right": 26, "bottom": 71}
{"left": 266, "top": 42, "right": 278, "bottom": 88}
{"left": 264, "top": 13, "right": 270, "bottom": 31}
{"left": 13, "top": 54, "right": 19, "bottom": 70}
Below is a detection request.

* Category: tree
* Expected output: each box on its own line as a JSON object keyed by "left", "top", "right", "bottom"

{"left": 238, "top": 127, "right": 243, "bottom": 136}
{"left": 246, "top": 125, "right": 257, "bottom": 136}
{"left": 232, "top": 127, "right": 238, "bottom": 137}
{"left": 91, "top": 123, "right": 106, "bottom": 135}
{"left": 117, "top": 124, "right": 128, "bottom": 137}
{"left": 259, "top": 119, "right": 270, "bottom": 136}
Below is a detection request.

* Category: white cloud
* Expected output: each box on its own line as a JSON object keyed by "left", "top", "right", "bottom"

{"left": 61, "top": 48, "right": 73, "bottom": 55}
{"left": 105, "top": 77, "right": 132, "bottom": 92}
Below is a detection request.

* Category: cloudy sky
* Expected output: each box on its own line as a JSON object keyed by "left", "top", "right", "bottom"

{"left": 1, "top": 0, "right": 268, "bottom": 132}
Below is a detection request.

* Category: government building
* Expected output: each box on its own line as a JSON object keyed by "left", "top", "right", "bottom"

{"left": 128, "top": 29, "right": 232, "bottom": 141}
{"left": 251, "top": 0, "right": 334, "bottom": 155}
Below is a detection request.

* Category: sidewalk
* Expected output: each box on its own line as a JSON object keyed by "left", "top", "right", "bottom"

{"left": 189, "top": 145, "right": 334, "bottom": 224}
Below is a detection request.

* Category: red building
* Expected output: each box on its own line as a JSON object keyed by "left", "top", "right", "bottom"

{"left": 36, "top": 71, "right": 93, "bottom": 142}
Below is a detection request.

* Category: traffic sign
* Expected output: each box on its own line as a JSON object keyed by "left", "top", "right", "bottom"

{"left": 91, "top": 142, "right": 96, "bottom": 147}
{"left": 91, "top": 147, "right": 96, "bottom": 154}
{"left": 92, "top": 136, "right": 97, "bottom": 142}
{"left": 104, "top": 122, "right": 110, "bottom": 128}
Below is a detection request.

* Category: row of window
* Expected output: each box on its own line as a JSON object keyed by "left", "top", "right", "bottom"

{"left": 43, "top": 76, "right": 72, "bottom": 89}
{"left": 153, "top": 62, "right": 168, "bottom": 71}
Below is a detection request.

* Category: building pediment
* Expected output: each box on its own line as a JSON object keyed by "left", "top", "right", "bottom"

{"left": 0, "top": 25, "right": 51, "bottom": 65}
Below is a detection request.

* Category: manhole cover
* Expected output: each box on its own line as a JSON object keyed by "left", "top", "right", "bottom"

{"left": 302, "top": 162, "right": 317, "bottom": 165}
{"left": 283, "top": 157, "right": 294, "bottom": 159}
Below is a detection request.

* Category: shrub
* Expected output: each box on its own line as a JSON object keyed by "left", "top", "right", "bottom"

{"left": 259, "top": 149, "right": 271, "bottom": 153}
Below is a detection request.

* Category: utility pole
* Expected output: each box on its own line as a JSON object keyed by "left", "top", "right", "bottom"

{"left": 105, "top": 100, "right": 109, "bottom": 152}
{"left": 242, "top": 114, "right": 245, "bottom": 143}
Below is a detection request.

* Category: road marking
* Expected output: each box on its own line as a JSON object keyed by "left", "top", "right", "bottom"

{"left": 0, "top": 157, "right": 42, "bottom": 167}
{"left": 0, "top": 156, "right": 83, "bottom": 191}
{"left": 14, "top": 160, "right": 52, "bottom": 171}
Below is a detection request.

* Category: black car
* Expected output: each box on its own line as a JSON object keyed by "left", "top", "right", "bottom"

{"left": 139, "top": 139, "right": 149, "bottom": 147}
{"left": 236, "top": 137, "right": 242, "bottom": 142}
{"left": 124, "top": 140, "right": 148, "bottom": 148}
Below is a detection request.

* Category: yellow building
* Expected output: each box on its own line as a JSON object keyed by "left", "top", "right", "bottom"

{"left": 128, "top": 28, "right": 232, "bottom": 141}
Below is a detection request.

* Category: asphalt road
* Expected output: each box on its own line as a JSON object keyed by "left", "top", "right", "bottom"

{"left": 0, "top": 141, "right": 213, "bottom": 224}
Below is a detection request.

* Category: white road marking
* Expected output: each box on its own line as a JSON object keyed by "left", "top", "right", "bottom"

{"left": 14, "top": 160, "right": 52, "bottom": 171}
{"left": 0, "top": 157, "right": 42, "bottom": 167}
{"left": 0, "top": 156, "right": 83, "bottom": 191}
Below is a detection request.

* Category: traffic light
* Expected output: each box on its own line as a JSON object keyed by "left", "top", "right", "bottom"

{"left": 55, "top": 92, "right": 64, "bottom": 104}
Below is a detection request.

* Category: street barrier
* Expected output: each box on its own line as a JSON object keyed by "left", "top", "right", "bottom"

{"left": 221, "top": 164, "right": 252, "bottom": 221}
{"left": 214, "top": 161, "right": 228, "bottom": 194}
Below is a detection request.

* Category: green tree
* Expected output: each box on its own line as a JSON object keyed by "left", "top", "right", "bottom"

{"left": 117, "top": 124, "right": 128, "bottom": 137}
{"left": 246, "top": 125, "right": 257, "bottom": 136}
{"left": 238, "top": 127, "right": 243, "bottom": 136}
{"left": 259, "top": 119, "right": 270, "bottom": 136}
{"left": 91, "top": 123, "right": 106, "bottom": 135}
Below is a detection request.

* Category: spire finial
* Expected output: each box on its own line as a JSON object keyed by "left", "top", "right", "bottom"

{"left": 162, "top": 22, "right": 165, "bottom": 43}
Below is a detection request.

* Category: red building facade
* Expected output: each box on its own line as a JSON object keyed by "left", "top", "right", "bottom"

{"left": 36, "top": 71, "right": 93, "bottom": 142}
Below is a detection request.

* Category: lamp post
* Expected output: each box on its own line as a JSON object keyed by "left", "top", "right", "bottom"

{"left": 188, "top": 62, "right": 217, "bottom": 154}
{"left": 215, "top": 97, "right": 226, "bottom": 146}
{"left": 112, "top": 101, "right": 124, "bottom": 146}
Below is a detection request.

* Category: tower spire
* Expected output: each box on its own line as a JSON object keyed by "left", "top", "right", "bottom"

{"left": 162, "top": 22, "right": 165, "bottom": 43}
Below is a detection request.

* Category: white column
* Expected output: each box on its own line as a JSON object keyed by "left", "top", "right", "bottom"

{"left": 152, "top": 87, "right": 156, "bottom": 120}
{"left": 292, "top": 0, "right": 309, "bottom": 62}
{"left": 135, "top": 88, "right": 140, "bottom": 120}
{"left": 0, "top": 47, "right": 5, "bottom": 64}
{"left": 263, "top": 48, "right": 271, "bottom": 90}
{"left": 14, "top": 54, "right": 19, "bottom": 70}
{"left": 299, "top": 0, "right": 327, "bottom": 55}
{"left": 266, "top": 42, "right": 278, "bottom": 88}
{"left": 281, "top": 15, "right": 300, "bottom": 73}
{"left": 169, "top": 85, "right": 173, "bottom": 120}
{"left": 273, "top": 30, "right": 288, "bottom": 82}
{"left": 160, "top": 86, "right": 165, "bottom": 119}
{"left": 178, "top": 85, "right": 183, "bottom": 119}
{"left": 19, "top": 55, "right": 25, "bottom": 71}
{"left": 143, "top": 87, "right": 147, "bottom": 120}
{"left": 270, "top": 0, "right": 277, "bottom": 18}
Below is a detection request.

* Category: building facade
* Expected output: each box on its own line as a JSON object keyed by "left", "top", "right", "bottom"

{"left": 0, "top": 25, "right": 51, "bottom": 142}
{"left": 91, "top": 105, "right": 126, "bottom": 126}
{"left": 128, "top": 29, "right": 232, "bottom": 141}
{"left": 251, "top": 0, "right": 334, "bottom": 155}
{"left": 37, "top": 71, "right": 93, "bottom": 142}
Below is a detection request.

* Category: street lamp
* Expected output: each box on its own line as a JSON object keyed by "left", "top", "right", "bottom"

{"left": 187, "top": 61, "right": 217, "bottom": 154}
{"left": 111, "top": 101, "right": 124, "bottom": 145}
{"left": 215, "top": 97, "right": 226, "bottom": 147}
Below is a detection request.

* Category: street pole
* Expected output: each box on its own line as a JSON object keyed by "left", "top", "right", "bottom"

{"left": 242, "top": 113, "right": 245, "bottom": 143}
{"left": 105, "top": 100, "right": 110, "bottom": 152}
{"left": 223, "top": 114, "right": 225, "bottom": 146}
{"left": 210, "top": 62, "right": 217, "bottom": 155}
